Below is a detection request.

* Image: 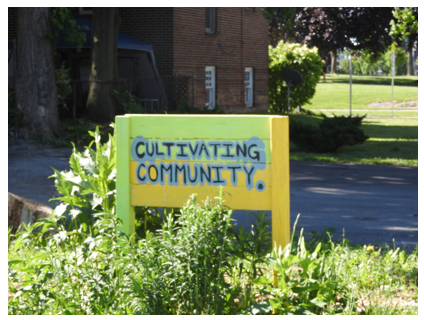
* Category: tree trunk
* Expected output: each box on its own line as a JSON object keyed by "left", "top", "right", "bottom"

{"left": 330, "top": 50, "right": 338, "bottom": 74}
{"left": 86, "top": 8, "right": 120, "bottom": 123}
{"left": 15, "top": 8, "right": 62, "bottom": 140}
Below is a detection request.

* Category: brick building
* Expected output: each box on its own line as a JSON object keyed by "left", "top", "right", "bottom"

{"left": 9, "top": 7, "right": 270, "bottom": 112}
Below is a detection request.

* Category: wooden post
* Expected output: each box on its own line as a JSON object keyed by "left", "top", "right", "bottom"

{"left": 116, "top": 115, "right": 135, "bottom": 234}
{"left": 270, "top": 116, "right": 290, "bottom": 289}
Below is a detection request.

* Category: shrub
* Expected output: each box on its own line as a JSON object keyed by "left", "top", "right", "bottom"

{"left": 175, "top": 101, "right": 225, "bottom": 114}
{"left": 289, "top": 114, "right": 369, "bottom": 153}
{"left": 269, "top": 41, "right": 323, "bottom": 113}
{"left": 55, "top": 63, "right": 72, "bottom": 111}
{"left": 112, "top": 90, "right": 142, "bottom": 114}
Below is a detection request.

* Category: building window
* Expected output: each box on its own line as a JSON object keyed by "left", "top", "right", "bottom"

{"left": 245, "top": 68, "right": 253, "bottom": 107}
{"left": 79, "top": 8, "right": 93, "bottom": 15}
{"left": 205, "top": 8, "right": 216, "bottom": 34}
{"left": 205, "top": 66, "right": 216, "bottom": 109}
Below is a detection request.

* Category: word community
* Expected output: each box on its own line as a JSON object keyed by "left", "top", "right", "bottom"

{"left": 131, "top": 136, "right": 267, "bottom": 191}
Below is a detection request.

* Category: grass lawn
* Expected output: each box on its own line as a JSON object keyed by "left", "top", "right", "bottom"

{"left": 323, "top": 74, "right": 418, "bottom": 86}
{"left": 287, "top": 74, "right": 419, "bottom": 166}
{"left": 304, "top": 82, "right": 418, "bottom": 117}
{"left": 289, "top": 115, "right": 418, "bottom": 167}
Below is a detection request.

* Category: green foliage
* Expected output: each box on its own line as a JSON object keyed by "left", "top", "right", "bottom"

{"left": 131, "top": 190, "right": 236, "bottom": 314}
{"left": 264, "top": 214, "right": 418, "bottom": 315}
{"left": 361, "top": 50, "right": 384, "bottom": 67}
{"left": 261, "top": 7, "right": 296, "bottom": 30}
{"left": 55, "top": 63, "right": 72, "bottom": 110}
{"left": 111, "top": 90, "right": 141, "bottom": 114}
{"left": 377, "top": 47, "right": 408, "bottom": 75}
{"left": 269, "top": 41, "right": 323, "bottom": 113}
{"left": 384, "top": 47, "right": 408, "bottom": 71}
{"left": 360, "top": 50, "right": 384, "bottom": 75}
{"left": 261, "top": 8, "right": 296, "bottom": 46}
{"left": 49, "top": 125, "right": 117, "bottom": 229}
{"left": 338, "top": 57, "right": 366, "bottom": 75}
{"left": 46, "top": 7, "right": 87, "bottom": 54}
{"left": 175, "top": 101, "right": 226, "bottom": 114}
{"left": 7, "top": 125, "right": 417, "bottom": 315}
{"left": 390, "top": 7, "right": 418, "bottom": 38}
{"left": 8, "top": 204, "right": 418, "bottom": 315}
{"left": 338, "top": 58, "right": 349, "bottom": 74}
{"left": 289, "top": 114, "right": 369, "bottom": 153}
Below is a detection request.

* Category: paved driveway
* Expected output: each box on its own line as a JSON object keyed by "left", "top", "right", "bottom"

{"left": 232, "top": 161, "right": 417, "bottom": 252}
{"left": 9, "top": 140, "right": 418, "bottom": 252}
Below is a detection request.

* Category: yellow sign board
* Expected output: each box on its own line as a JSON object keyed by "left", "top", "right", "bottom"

{"left": 116, "top": 114, "right": 290, "bottom": 250}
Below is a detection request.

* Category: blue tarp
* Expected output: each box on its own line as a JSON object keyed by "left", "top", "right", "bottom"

{"left": 56, "top": 18, "right": 154, "bottom": 53}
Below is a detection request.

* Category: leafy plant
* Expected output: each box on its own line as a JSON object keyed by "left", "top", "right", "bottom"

{"left": 46, "top": 7, "right": 87, "bottom": 55}
{"left": 131, "top": 189, "right": 237, "bottom": 314}
{"left": 175, "top": 101, "right": 226, "bottom": 114}
{"left": 112, "top": 90, "right": 142, "bottom": 114}
{"left": 390, "top": 7, "right": 418, "bottom": 38}
{"left": 383, "top": 47, "right": 408, "bottom": 75}
{"left": 290, "top": 114, "right": 369, "bottom": 153}
{"left": 55, "top": 62, "right": 72, "bottom": 111}
{"left": 269, "top": 41, "right": 323, "bottom": 113}
{"left": 49, "top": 125, "right": 117, "bottom": 230}
{"left": 8, "top": 124, "right": 417, "bottom": 315}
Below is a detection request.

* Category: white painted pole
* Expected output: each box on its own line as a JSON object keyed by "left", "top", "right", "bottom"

{"left": 391, "top": 50, "right": 395, "bottom": 118}
{"left": 349, "top": 55, "right": 352, "bottom": 116}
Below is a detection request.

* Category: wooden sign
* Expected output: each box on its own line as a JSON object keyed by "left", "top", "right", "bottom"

{"left": 115, "top": 115, "right": 290, "bottom": 250}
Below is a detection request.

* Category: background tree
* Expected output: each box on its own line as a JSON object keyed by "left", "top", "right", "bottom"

{"left": 360, "top": 50, "right": 384, "bottom": 76}
{"left": 86, "top": 8, "right": 121, "bottom": 123}
{"left": 390, "top": 7, "right": 418, "bottom": 76}
{"left": 292, "top": 7, "right": 395, "bottom": 74}
{"left": 383, "top": 47, "right": 408, "bottom": 75}
{"left": 261, "top": 7, "right": 297, "bottom": 47}
{"left": 15, "top": 7, "right": 62, "bottom": 140}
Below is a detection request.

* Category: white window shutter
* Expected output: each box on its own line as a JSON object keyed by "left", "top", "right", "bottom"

{"left": 205, "top": 66, "right": 215, "bottom": 109}
{"left": 245, "top": 68, "right": 253, "bottom": 107}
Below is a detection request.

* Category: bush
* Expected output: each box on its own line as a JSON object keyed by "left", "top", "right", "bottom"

{"left": 269, "top": 41, "right": 323, "bottom": 113}
{"left": 55, "top": 63, "right": 72, "bottom": 112}
{"left": 289, "top": 114, "right": 369, "bottom": 153}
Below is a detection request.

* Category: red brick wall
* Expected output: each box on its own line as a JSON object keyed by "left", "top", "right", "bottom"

{"left": 68, "top": 8, "right": 174, "bottom": 77}
{"left": 173, "top": 7, "right": 269, "bottom": 111}
{"left": 119, "top": 8, "right": 174, "bottom": 77}
{"left": 8, "top": 7, "right": 18, "bottom": 41}
{"left": 8, "top": 7, "right": 269, "bottom": 112}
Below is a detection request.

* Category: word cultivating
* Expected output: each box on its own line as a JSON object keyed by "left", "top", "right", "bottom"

{"left": 131, "top": 136, "right": 267, "bottom": 191}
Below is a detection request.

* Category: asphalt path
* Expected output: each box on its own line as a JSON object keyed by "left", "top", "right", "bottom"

{"left": 8, "top": 140, "right": 418, "bottom": 252}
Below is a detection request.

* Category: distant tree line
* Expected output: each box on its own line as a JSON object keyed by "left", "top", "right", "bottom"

{"left": 262, "top": 7, "right": 418, "bottom": 75}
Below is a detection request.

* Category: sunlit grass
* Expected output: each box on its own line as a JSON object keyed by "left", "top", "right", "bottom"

{"left": 305, "top": 82, "right": 418, "bottom": 112}
{"left": 323, "top": 74, "right": 418, "bottom": 86}
{"left": 325, "top": 110, "right": 418, "bottom": 118}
